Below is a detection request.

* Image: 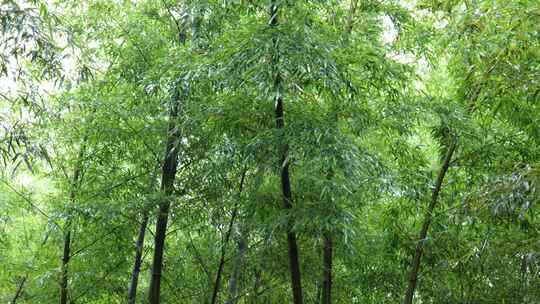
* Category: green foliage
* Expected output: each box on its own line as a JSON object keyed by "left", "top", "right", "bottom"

{"left": 1, "top": 0, "right": 539, "bottom": 303}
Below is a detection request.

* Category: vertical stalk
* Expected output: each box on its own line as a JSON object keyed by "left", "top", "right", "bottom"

{"left": 320, "top": 170, "right": 334, "bottom": 304}
{"left": 225, "top": 229, "right": 248, "bottom": 304}
{"left": 59, "top": 229, "right": 71, "bottom": 304}
{"left": 147, "top": 9, "right": 191, "bottom": 303}
{"left": 11, "top": 277, "right": 27, "bottom": 304}
{"left": 403, "top": 140, "right": 456, "bottom": 304}
{"left": 250, "top": 269, "right": 262, "bottom": 304}
{"left": 210, "top": 169, "right": 247, "bottom": 304}
{"left": 127, "top": 211, "right": 149, "bottom": 304}
{"left": 318, "top": 2, "right": 358, "bottom": 301}
{"left": 321, "top": 232, "right": 333, "bottom": 304}
{"left": 269, "top": 2, "right": 303, "bottom": 303}
{"left": 59, "top": 141, "right": 86, "bottom": 304}
{"left": 148, "top": 87, "right": 182, "bottom": 304}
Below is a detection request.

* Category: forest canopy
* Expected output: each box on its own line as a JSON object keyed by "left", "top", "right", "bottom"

{"left": 1, "top": 0, "right": 539, "bottom": 303}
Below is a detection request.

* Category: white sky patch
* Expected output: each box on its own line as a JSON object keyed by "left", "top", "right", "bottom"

{"left": 381, "top": 14, "right": 398, "bottom": 45}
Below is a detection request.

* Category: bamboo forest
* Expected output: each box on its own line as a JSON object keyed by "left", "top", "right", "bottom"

{"left": 1, "top": 0, "right": 539, "bottom": 303}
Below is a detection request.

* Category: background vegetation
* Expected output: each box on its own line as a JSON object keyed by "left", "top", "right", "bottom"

{"left": 1, "top": 0, "right": 539, "bottom": 303}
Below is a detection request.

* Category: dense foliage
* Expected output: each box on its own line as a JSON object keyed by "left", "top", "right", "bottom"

{"left": 1, "top": 0, "right": 539, "bottom": 303}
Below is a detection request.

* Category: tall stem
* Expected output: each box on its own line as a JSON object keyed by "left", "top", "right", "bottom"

{"left": 210, "top": 169, "right": 247, "bottom": 304}
{"left": 403, "top": 140, "right": 456, "bottom": 304}
{"left": 127, "top": 211, "right": 149, "bottom": 304}
{"left": 225, "top": 228, "right": 248, "bottom": 304}
{"left": 59, "top": 140, "right": 86, "bottom": 304}
{"left": 321, "top": 232, "right": 333, "bottom": 304}
{"left": 148, "top": 88, "right": 182, "bottom": 304}
{"left": 269, "top": 2, "right": 303, "bottom": 303}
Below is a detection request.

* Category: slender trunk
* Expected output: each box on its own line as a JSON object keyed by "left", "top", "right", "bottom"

{"left": 127, "top": 212, "right": 149, "bottom": 304}
{"left": 11, "top": 277, "right": 27, "bottom": 304}
{"left": 283, "top": 188, "right": 303, "bottom": 304}
{"left": 320, "top": 166, "right": 335, "bottom": 304}
{"left": 59, "top": 230, "right": 71, "bottom": 304}
{"left": 250, "top": 269, "right": 262, "bottom": 304}
{"left": 269, "top": 2, "right": 303, "bottom": 303}
{"left": 60, "top": 144, "right": 85, "bottom": 304}
{"left": 148, "top": 89, "right": 182, "bottom": 304}
{"left": 403, "top": 141, "right": 456, "bottom": 304}
{"left": 210, "top": 170, "right": 247, "bottom": 304}
{"left": 225, "top": 229, "right": 247, "bottom": 304}
{"left": 321, "top": 233, "right": 333, "bottom": 304}
{"left": 317, "top": 2, "right": 358, "bottom": 300}
{"left": 187, "top": 232, "right": 212, "bottom": 285}
{"left": 316, "top": 282, "right": 322, "bottom": 304}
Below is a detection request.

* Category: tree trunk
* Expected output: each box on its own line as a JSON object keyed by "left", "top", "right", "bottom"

{"left": 127, "top": 212, "right": 149, "bottom": 304}
{"left": 250, "top": 268, "right": 262, "bottom": 304}
{"left": 316, "top": 2, "right": 358, "bottom": 302}
{"left": 225, "top": 229, "right": 247, "bottom": 304}
{"left": 148, "top": 88, "right": 182, "bottom": 304}
{"left": 11, "top": 277, "right": 27, "bottom": 304}
{"left": 320, "top": 166, "right": 335, "bottom": 304}
{"left": 269, "top": 2, "right": 303, "bottom": 303}
{"left": 59, "top": 229, "right": 71, "bottom": 304}
{"left": 210, "top": 169, "right": 247, "bottom": 304}
{"left": 403, "top": 140, "right": 456, "bottom": 304}
{"left": 321, "top": 233, "right": 333, "bottom": 304}
{"left": 60, "top": 144, "right": 85, "bottom": 304}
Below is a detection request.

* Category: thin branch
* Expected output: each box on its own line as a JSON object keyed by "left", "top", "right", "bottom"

{"left": 210, "top": 167, "right": 247, "bottom": 304}
{"left": 0, "top": 179, "right": 57, "bottom": 226}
